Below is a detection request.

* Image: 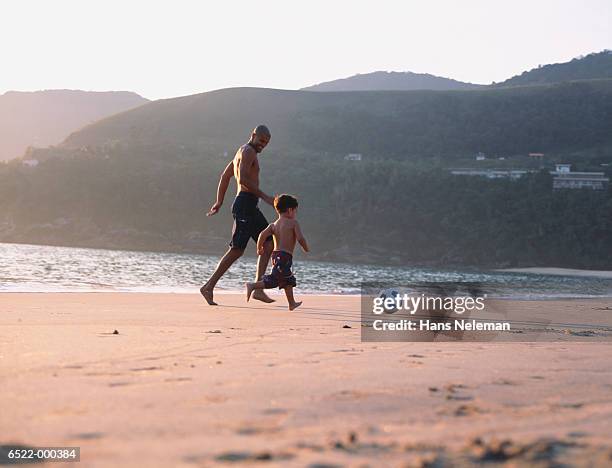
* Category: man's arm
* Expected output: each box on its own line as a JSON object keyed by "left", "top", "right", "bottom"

{"left": 294, "top": 221, "right": 309, "bottom": 252}
{"left": 257, "top": 224, "right": 274, "bottom": 255}
{"left": 239, "top": 148, "right": 274, "bottom": 205}
{"left": 207, "top": 161, "right": 234, "bottom": 216}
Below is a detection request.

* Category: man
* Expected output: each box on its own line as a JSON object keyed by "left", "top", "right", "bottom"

{"left": 200, "top": 125, "right": 276, "bottom": 305}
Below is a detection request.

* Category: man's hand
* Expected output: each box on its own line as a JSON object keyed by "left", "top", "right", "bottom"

{"left": 207, "top": 201, "right": 222, "bottom": 216}
{"left": 263, "top": 194, "right": 275, "bottom": 206}
{"left": 257, "top": 245, "right": 265, "bottom": 255}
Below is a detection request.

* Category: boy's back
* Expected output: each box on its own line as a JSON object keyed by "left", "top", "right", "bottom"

{"left": 270, "top": 217, "right": 299, "bottom": 254}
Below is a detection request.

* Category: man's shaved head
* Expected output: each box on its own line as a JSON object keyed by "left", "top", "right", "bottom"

{"left": 253, "top": 125, "right": 271, "bottom": 137}
{"left": 250, "top": 125, "right": 271, "bottom": 153}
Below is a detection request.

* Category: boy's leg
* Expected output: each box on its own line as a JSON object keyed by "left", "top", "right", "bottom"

{"left": 251, "top": 238, "right": 275, "bottom": 303}
{"left": 200, "top": 247, "right": 244, "bottom": 305}
{"left": 246, "top": 280, "right": 266, "bottom": 302}
{"left": 284, "top": 286, "right": 302, "bottom": 311}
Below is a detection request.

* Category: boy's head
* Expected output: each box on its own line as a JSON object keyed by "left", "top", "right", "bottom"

{"left": 274, "top": 194, "right": 299, "bottom": 217}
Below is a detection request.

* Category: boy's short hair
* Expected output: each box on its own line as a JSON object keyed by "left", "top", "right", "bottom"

{"left": 274, "top": 194, "right": 299, "bottom": 213}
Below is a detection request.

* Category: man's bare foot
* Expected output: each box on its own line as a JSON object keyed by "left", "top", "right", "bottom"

{"left": 251, "top": 290, "right": 275, "bottom": 303}
{"left": 246, "top": 283, "right": 255, "bottom": 302}
{"left": 199, "top": 285, "right": 218, "bottom": 306}
{"left": 289, "top": 301, "right": 302, "bottom": 311}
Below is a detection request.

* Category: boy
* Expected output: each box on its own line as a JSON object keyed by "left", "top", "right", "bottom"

{"left": 246, "top": 194, "right": 309, "bottom": 310}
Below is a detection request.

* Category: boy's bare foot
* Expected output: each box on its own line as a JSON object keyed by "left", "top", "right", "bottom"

{"left": 289, "top": 301, "right": 302, "bottom": 311}
{"left": 251, "top": 290, "right": 275, "bottom": 303}
{"left": 200, "top": 285, "right": 218, "bottom": 306}
{"left": 246, "top": 283, "right": 255, "bottom": 302}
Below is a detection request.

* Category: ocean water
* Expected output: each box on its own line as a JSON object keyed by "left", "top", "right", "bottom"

{"left": 1, "top": 242, "right": 612, "bottom": 299}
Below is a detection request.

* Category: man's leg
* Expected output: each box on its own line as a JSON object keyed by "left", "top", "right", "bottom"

{"left": 200, "top": 247, "right": 244, "bottom": 305}
{"left": 251, "top": 238, "right": 275, "bottom": 303}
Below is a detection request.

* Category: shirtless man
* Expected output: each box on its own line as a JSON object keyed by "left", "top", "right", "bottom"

{"left": 200, "top": 125, "right": 275, "bottom": 305}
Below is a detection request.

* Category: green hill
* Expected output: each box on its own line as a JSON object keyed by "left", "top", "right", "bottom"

{"left": 497, "top": 50, "right": 612, "bottom": 87}
{"left": 1, "top": 82, "right": 611, "bottom": 268}
{"left": 62, "top": 80, "right": 612, "bottom": 158}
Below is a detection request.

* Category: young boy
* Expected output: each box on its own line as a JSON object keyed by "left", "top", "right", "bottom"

{"left": 246, "top": 194, "right": 309, "bottom": 310}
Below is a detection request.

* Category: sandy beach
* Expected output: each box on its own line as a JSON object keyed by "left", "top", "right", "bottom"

{"left": 2, "top": 293, "right": 612, "bottom": 467}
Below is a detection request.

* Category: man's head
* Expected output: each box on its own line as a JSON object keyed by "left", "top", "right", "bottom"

{"left": 274, "top": 194, "right": 299, "bottom": 217}
{"left": 249, "top": 125, "right": 271, "bottom": 153}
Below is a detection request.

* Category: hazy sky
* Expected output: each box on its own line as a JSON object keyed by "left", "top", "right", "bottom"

{"left": 2, "top": 0, "right": 611, "bottom": 100}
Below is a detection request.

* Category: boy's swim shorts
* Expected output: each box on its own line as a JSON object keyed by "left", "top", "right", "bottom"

{"left": 263, "top": 250, "right": 297, "bottom": 289}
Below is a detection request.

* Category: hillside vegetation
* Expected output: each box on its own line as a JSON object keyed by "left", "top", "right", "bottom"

{"left": 62, "top": 81, "right": 612, "bottom": 159}
{"left": 497, "top": 50, "right": 612, "bottom": 87}
{"left": 2, "top": 80, "right": 611, "bottom": 268}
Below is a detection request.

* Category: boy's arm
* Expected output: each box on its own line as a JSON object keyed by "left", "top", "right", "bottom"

{"left": 256, "top": 224, "right": 274, "bottom": 255}
{"left": 207, "top": 161, "right": 234, "bottom": 216}
{"left": 294, "top": 221, "right": 310, "bottom": 252}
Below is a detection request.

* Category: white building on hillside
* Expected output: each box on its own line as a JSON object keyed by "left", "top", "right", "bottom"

{"left": 550, "top": 164, "right": 609, "bottom": 190}
{"left": 344, "top": 153, "right": 362, "bottom": 161}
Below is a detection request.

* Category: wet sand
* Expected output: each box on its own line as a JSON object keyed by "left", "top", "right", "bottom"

{"left": 1, "top": 293, "right": 612, "bottom": 467}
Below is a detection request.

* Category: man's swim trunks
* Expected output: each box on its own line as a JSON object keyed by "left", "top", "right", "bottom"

{"left": 229, "top": 191, "right": 272, "bottom": 249}
{"left": 263, "top": 250, "right": 297, "bottom": 289}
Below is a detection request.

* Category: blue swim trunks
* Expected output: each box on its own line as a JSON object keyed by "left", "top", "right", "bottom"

{"left": 229, "top": 191, "right": 273, "bottom": 250}
{"left": 263, "top": 250, "right": 297, "bottom": 289}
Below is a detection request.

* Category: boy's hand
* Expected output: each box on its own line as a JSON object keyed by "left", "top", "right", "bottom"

{"left": 207, "top": 201, "right": 222, "bottom": 216}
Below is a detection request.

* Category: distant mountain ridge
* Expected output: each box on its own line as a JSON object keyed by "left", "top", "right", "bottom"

{"left": 302, "top": 51, "right": 612, "bottom": 91}
{"left": 497, "top": 50, "right": 612, "bottom": 87}
{"left": 60, "top": 81, "right": 612, "bottom": 157}
{"left": 301, "top": 71, "right": 483, "bottom": 92}
{"left": 0, "top": 89, "right": 148, "bottom": 161}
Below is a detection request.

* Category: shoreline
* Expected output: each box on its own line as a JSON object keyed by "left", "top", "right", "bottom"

{"left": 4, "top": 241, "right": 612, "bottom": 273}
{"left": 1, "top": 288, "right": 612, "bottom": 301}
{"left": 497, "top": 267, "right": 612, "bottom": 279}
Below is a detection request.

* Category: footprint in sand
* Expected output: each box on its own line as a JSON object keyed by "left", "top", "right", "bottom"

{"left": 129, "top": 366, "right": 162, "bottom": 372}
{"left": 70, "top": 432, "right": 104, "bottom": 440}
{"left": 236, "top": 426, "right": 281, "bottom": 435}
{"left": 454, "top": 404, "right": 486, "bottom": 416}
{"left": 492, "top": 378, "right": 517, "bottom": 386}
{"left": 444, "top": 383, "right": 473, "bottom": 401}
{"left": 465, "top": 437, "right": 580, "bottom": 464}
{"left": 262, "top": 408, "right": 289, "bottom": 415}
{"left": 108, "top": 381, "right": 131, "bottom": 387}
{"left": 164, "top": 377, "right": 192, "bottom": 383}
{"left": 214, "top": 450, "right": 294, "bottom": 463}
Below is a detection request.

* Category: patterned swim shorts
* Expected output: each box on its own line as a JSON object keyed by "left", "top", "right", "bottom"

{"left": 263, "top": 250, "right": 297, "bottom": 289}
